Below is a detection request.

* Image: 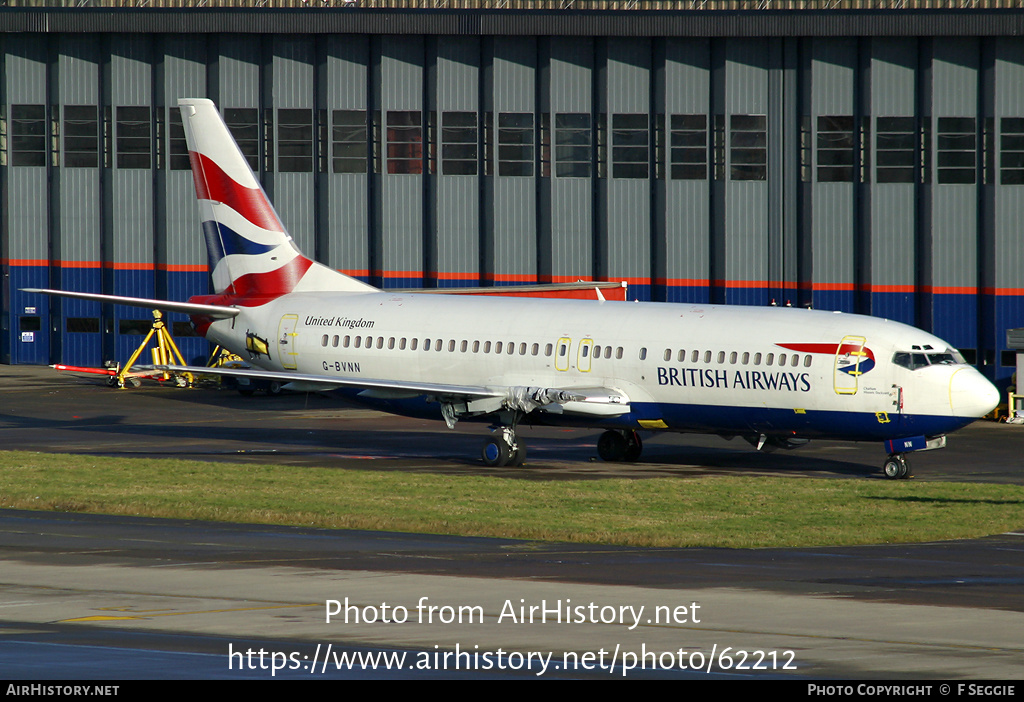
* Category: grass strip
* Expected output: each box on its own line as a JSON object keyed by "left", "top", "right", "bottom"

{"left": 0, "top": 450, "right": 1022, "bottom": 548}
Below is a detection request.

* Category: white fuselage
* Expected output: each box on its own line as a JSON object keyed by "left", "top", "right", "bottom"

{"left": 204, "top": 291, "right": 998, "bottom": 443}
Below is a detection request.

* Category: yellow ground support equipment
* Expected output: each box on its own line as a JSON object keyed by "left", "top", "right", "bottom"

{"left": 112, "top": 310, "right": 193, "bottom": 389}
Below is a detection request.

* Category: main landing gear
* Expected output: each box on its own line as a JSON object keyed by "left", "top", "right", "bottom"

{"left": 883, "top": 453, "right": 911, "bottom": 480}
{"left": 481, "top": 427, "right": 527, "bottom": 467}
{"left": 597, "top": 430, "right": 643, "bottom": 462}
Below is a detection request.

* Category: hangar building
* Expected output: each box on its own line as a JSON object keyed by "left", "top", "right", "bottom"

{"left": 1, "top": 2, "right": 1022, "bottom": 385}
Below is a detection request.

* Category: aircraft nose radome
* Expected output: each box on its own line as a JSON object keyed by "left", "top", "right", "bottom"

{"left": 949, "top": 368, "right": 1000, "bottom": 419}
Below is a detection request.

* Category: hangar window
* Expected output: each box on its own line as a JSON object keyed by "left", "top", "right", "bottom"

{"left": 386, "top": 110, "right": 423, "bottom": 175}
{"left": 116, "top": 107, "right": 150, "bottom": 170}
{"left": 936, "top": 117, "right": 976, "bottom": 185}
{"left": 669, "top": 114, "right": 707, "bottom": 180}
{"left": 225, "top": 108, "right": 260, "bottom": 172}
{"left": 554, "top": 113, "right": 591, "bottom": 178}
{"left": 119, "top": 319, "right": 151, "bottom": 335}
{"left": 875, "top": 117, "right": 915, "bottom": 184}
{"left": 730, "top": 115, "right": 766, "bottom": 181}
{"left": 817, "top": 116, "right": 855, "bottom": 183}
{"left": 66, "top": 317, "right": 100, "bottom": 334}
{"left": 1000, "top": 117, "right": 1024, "bottom": 185}
{"left": 332, "top": 110, "right": 368, "bottom": 174}
{"left": 441, "top": 111, "right": 477, "bottom": 176}
{"left": 166, "top": 107, "right": 190, "bottom": 171}
{"left": 64, "top": 105, "right": 99, "bottom": 169}
{"left": 497, "top": 113, "right": 533, "bottom": 177}
{"left": 276, "top": 109, "right": 312, "bottom": 173}
{"left": 9, "top": 104, "right": 47, "bottom": 167}
{"left": 611, "top": 114, "right": 648, "bottom": 179}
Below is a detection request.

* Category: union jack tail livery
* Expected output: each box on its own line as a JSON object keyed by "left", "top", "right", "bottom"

{"left": 178, "top": 98, "right": 376, "bottom": 301}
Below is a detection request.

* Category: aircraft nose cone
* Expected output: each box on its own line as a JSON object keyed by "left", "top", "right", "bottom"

{"left": 949, "top": 368, "right": 1000, "bottom": 418}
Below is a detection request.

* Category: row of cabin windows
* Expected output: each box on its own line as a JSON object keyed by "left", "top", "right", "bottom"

{"left": 318, "top": 334, "right": 625, "bottom": 360}
{"left": 648, "top": 347, "right": 814, "bottom": 368}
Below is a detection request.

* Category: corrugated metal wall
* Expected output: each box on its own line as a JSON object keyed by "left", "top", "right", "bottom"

{"left": 2, "top": 31, "right": 1023, "bottom": 385}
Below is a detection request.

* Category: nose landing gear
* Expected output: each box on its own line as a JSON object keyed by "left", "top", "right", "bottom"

{"left": 883, "top": 453, "right": 911, "bottom": 480}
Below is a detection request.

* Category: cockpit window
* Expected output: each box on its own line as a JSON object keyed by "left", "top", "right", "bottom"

{"left": 892, "top": 347, "right": 965, "bottom": 370}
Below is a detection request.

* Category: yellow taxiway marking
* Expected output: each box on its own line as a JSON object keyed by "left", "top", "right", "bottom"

{"left": 60, "top": 602, "right": 319, "bottom": 623}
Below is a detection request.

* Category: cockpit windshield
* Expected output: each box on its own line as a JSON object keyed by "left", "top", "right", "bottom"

{"left": 891, "top": 345, "right": 965, "bottom": 371}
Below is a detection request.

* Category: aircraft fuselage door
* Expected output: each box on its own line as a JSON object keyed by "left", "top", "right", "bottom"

{"left": 555, "top": 337, "right": 571, "bottom": 372}
{"left": 278, "top": 314, "right": 299, "bottom": 370}
{"left": 833, "top": 335, "right": 866, "bottom": 395}
{"left": 577, "top": 339, "right": 593, "bottom": 373}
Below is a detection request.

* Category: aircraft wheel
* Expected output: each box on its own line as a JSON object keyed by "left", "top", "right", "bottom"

{"left": 597, "top": 430, "right": 628, "bottom": 462}
{"left": 624, "top": 431, "right": 643, "bottom": 462}
{"left": 883, "top": 454, "right": 909, "bottom": 480}
{"left": 898, "top": 455, "right": 911, "bottom": 479}
{"left": 481, "top": 436, "right": 512, "bottom": 467}
{"left": 508, "top": 442, "right": 527, "bottom": 467}
{"left": 267, "top": 381, "right": 283, "bottom": 396}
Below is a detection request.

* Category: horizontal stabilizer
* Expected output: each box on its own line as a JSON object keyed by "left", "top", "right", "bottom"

{"left": 21, "top": 288, "right": 240, "bottom": 319}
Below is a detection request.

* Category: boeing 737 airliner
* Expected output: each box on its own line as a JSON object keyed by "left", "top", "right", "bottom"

{"left": 26, "top": 98, "right": 1001, "bottom": 479}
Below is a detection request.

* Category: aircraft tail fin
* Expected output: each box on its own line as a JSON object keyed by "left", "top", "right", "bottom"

{"left": 178, "top": 98, "right": 377, "bottom": 299}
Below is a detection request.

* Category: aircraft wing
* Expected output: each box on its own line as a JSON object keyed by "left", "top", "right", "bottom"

{"left": 21, "top": 288, "right": 239, "bottom": 319}
{"left": 159, "top": 363, "right": 502, "bottom": 398}
{"left": 158, "top": 364, "right": 631, "bottom": 420}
